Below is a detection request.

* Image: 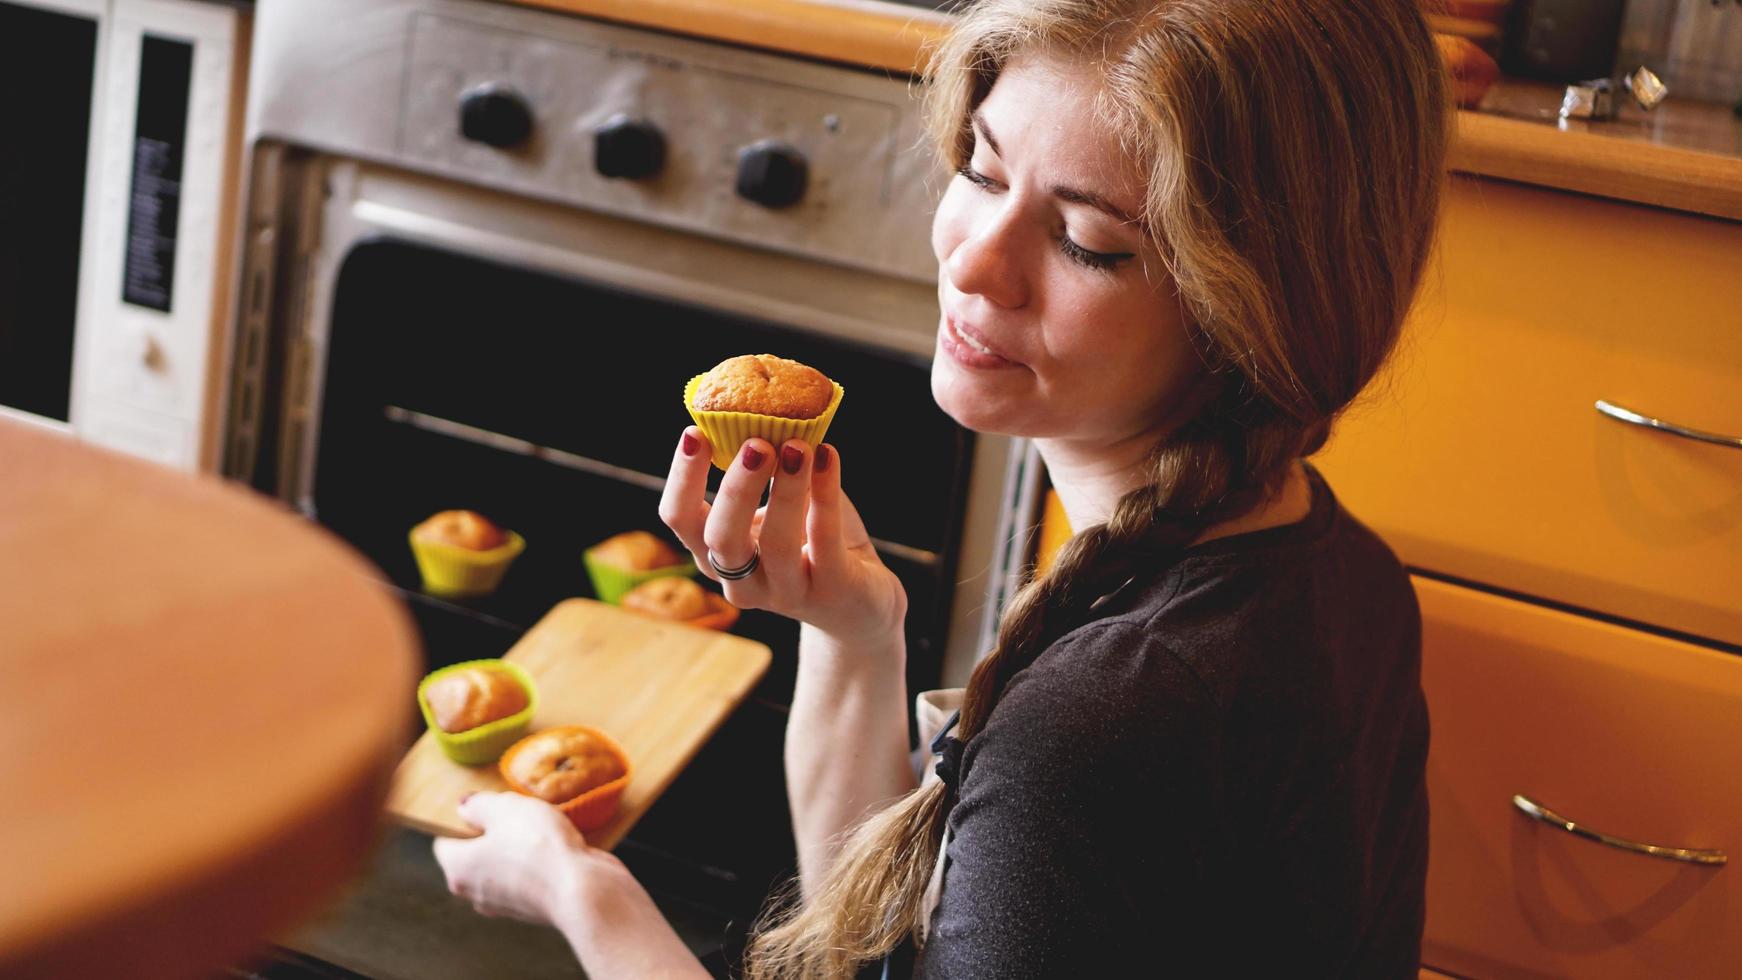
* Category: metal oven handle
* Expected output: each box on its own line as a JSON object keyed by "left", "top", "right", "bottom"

{"left": 1512, "top": 794, "right": 1727, "bottom": 866}
{"left": 1595, "top": 400, "right": 1742, "bottom": 451}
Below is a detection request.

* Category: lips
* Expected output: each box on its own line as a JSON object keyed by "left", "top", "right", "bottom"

{"left": 941, "top": 313, "right": 1020, "bottom": 369}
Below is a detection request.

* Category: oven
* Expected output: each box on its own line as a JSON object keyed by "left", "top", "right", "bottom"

{"left": 0, "top": 0, "right": 248, "bottom": 470}
{"left": 229, "top": 0, "right": 1036, "bottom": 968}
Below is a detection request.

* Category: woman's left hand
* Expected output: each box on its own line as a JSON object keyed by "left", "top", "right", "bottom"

{"left": 433, "top": 792, "right": 713, "bottom": 978}
{"left": 432, "top": 791, "right": 615, "bottom": 927}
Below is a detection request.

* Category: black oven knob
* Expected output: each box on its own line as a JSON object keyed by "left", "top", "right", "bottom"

{"left": 593, "top": 116, "right": 667, "bottom": 180}
{"left": 459, "top": 84, "right": 534, "bottom": 150}
{"left": 735, "top": 141, "right": 808, "bottom": 209}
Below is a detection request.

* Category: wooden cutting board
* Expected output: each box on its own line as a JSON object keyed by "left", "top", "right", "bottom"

{"left": 387, "top": 598, "right": 771, "bottom": 848}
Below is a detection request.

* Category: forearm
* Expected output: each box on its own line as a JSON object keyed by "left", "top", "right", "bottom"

{"left": 786, "top": 622, "right": 917, "bottom": 897}
{"left": 555, "top": 856, "right": 712, "bottom": 980}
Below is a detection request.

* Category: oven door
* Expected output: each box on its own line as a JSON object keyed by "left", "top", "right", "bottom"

{"left": 231, "top": 152, "right": 1024, "bottom": 908}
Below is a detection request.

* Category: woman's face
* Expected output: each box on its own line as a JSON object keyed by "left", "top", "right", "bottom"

{"left": 930, "top": 53, "right": 1200, "bottom": 449}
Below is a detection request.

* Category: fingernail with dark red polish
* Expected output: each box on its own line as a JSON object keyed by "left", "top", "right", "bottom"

{"left": 815, "top": 445, "right": 833, "bottom": 474}
{"left": 780, "top": 444, "right": 804, "bottom": 475}
{"left": 741, "top": 444, "right": 766, "bottom": 470}
{"left": 680, "top": 431, "right": 700, "bottom": 457}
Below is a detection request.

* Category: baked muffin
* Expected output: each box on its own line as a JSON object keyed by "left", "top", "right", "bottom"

{"left": 684, "top": 355, "right": 845, "bottom": 470}
{"left": 584, "top": 531, "right": 694, "bottom": 604}
{"left": 416, "top": 659, "right": 538, "bottom": 765}
{"left": 622, "top": 576, "right": 711, "bottom": 621}
{"left": 503, "top": 727, "right": 627, "bottom": 803}
{"left": 424, "top": 665, "right": 529, "bottom": 733}
{"left": 692, "top": 354, "right": 834, "bottom": 420}
{"left": 620, "top": 577, "right": 741, "bottom": 630}
{"left": 408, "top": 510, "right": 524, "bottom": 598}
{"left": 589, "top": 530, "right": 684, "bottom": 572}
{"left": 500, "top": 725, "right": 633, "bottom": 831}
{"left": 412, "top": 510, "right": 507, "bottom": 551}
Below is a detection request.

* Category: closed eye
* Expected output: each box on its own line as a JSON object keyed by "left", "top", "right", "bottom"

{"left": 954, "top": 165, "right": 1136, "bottom": 273}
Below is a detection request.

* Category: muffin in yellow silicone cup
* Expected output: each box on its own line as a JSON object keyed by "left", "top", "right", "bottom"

{"left": 417, "top": 659, "right": 538, "bottom": 765}
{"left": 584, "top": 530, "right": 695, "bottom": 604}
{"left": 685, "top": 354, "right": 844, "bottom": 470}
{"left": 408, "top": 509, "right": 525, "bottom": 598}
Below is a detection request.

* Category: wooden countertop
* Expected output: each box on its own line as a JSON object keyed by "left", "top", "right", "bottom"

{"left": 1455, "top": 78, "right": 1742, "bottom": 222}
{"left": 502, "top": 0, "right": 1742, "bottom": 223}
{"left": 0, "top": 421, "right": 419, "bottom": 979}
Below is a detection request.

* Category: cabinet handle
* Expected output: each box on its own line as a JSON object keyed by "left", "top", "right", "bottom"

{"left": 1595, "top": 400, "right": 1742, "bottom": 451}
{"left": 1512, "top": 795, "right": 1727, "bottom": 866}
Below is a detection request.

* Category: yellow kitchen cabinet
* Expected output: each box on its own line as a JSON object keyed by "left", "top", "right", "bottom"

{"left": 1319, "top": 175, "right": 1742, "bottom": 649}
{"left": 1414, "top": 576, "right": 1741, "bottom": 979}
{"left": 1316, "top": 175, "right": 1742, "bottom": 979}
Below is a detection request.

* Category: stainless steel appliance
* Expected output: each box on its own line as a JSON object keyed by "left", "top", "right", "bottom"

{"left": 231, "top": 0, "right": 1033, "bottom": 970}
{"left": 0, "top": 0, "right": 248, "bottom": 470}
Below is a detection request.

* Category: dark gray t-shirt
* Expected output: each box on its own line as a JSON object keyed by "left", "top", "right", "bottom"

{"left": 911, "top": 463, "right": 1428, "bottom": 978}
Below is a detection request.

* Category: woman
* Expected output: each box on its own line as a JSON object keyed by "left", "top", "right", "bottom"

{"left": 435, "top": 0, "right": 1448, "bottom": 976}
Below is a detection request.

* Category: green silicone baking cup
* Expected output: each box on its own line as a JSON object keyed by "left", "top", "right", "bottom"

{"left": 417, "top": 659, "right": 539, "bottom": 766}
{"left": 583, "top": 548, "right": 696, "bottom": 605}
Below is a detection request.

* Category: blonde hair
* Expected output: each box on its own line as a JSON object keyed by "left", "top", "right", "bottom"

{"left": 747, "top": 1, "right": 1448, "bottom": 975}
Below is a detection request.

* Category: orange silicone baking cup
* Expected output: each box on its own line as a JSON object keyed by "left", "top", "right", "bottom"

{"left": 687, "top": 593, "right": 741, "bottom": 631}
{"left": 684, "top": 373, "right": 845, "bottom": 470}
{"left": 499, "top": 725, "right": 633, "bottom": 833}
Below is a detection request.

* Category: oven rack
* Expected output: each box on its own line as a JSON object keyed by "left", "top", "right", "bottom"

{"left": 382, "top": 405, "right": 944, "bottom": 569}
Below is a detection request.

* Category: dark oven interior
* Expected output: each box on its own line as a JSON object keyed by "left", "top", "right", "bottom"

{"left": 278, "top": 237, "right": 973, "bottom": 917}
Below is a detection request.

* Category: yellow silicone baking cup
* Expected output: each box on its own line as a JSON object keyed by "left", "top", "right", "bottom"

{"left": 583, "top": 548, "right": 696, "bottom": 605}
{"left": 684, "top": 374, "right": 845, "bottom": 470}
{"left": 409, "top": 529, "right": 525, "bottom": 599}
{"left": 417, "top": 659, "right": 539, "bottom": 766}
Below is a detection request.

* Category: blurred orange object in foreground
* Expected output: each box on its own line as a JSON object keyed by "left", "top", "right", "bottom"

{"left": 0, "top": 419, "right": 419, "bottom": 979}
{"left": 1437, "top": 33, "right": 1502, "bottom": 108}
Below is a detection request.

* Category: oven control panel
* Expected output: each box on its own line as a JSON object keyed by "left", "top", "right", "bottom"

{"left": 252, "top": 0, "right": 941, "bottom": 284}
{"left": 398, "top": 10, "right": 936, "bottom": 282}
{"left": 75, "top": 0, "right": 248, "bottom": 472}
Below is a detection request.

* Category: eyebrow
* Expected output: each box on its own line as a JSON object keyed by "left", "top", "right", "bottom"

{"left": 971, "top": 110, "right": 1141, "bottom": 227}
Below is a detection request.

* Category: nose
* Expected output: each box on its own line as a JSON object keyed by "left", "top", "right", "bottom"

{"left": 944, "top": 200, "right": 1029, "bottom": 309}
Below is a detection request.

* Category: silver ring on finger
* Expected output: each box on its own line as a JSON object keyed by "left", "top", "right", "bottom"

{"left": 708, "top": 545, "right": 761, "bottom": 581}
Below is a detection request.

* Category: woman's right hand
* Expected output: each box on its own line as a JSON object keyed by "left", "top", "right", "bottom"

{"left": 658, "top": 426, "right": 907, "bottom": 641}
